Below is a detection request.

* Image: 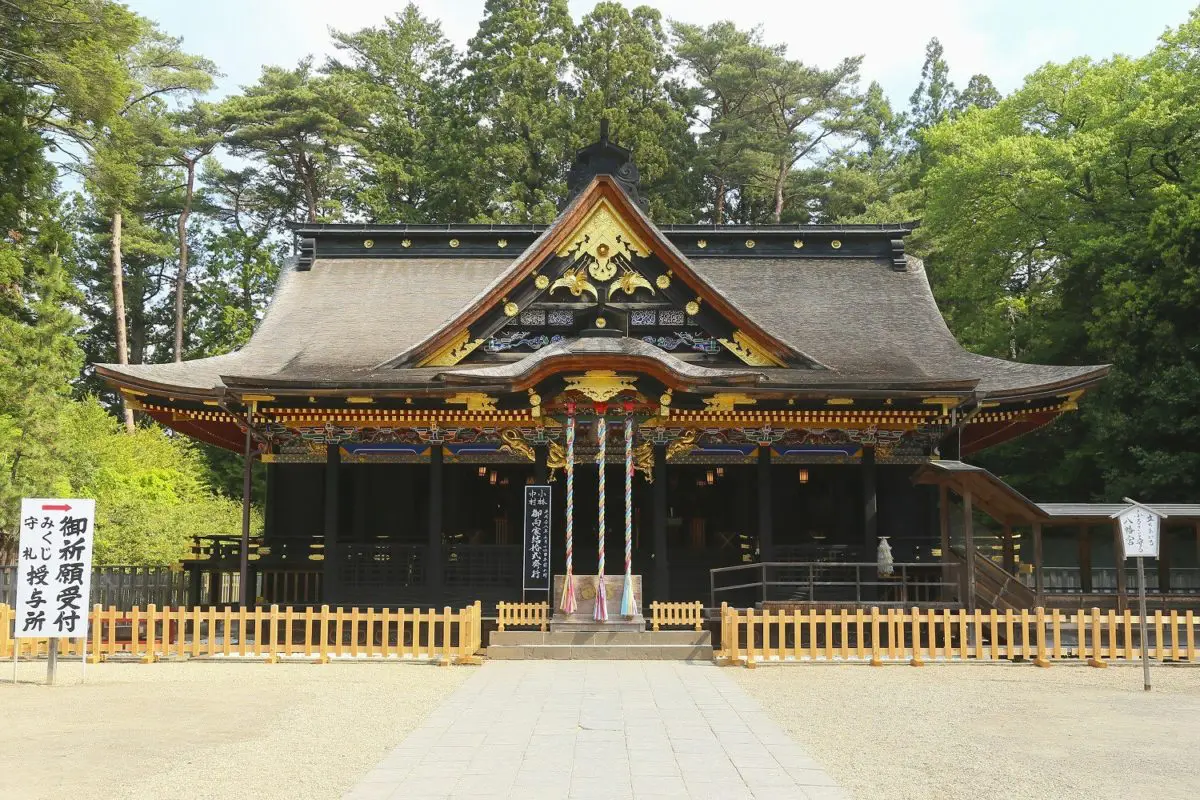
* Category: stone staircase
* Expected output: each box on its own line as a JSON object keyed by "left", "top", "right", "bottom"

{"left": 487, "top": 629, "right": 713, "bottom": 660}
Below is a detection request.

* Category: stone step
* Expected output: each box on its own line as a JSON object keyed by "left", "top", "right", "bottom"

{"left": 486, "top": 630, "right": 713, "bottom": 660}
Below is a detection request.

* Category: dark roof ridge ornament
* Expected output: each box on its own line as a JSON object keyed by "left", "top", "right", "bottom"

{"left": 564, "top": 118, "right": 647, "bottom": 212}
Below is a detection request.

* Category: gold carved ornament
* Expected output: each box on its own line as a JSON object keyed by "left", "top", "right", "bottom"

{"left": 562, "top": 371, "right": 638, "bottom": 403}
{"left": 554, "top": 198, "right": 652, "bottom": 282}
{"left": 666, "top": 428, "right": 698, "bottom": 461}
{"left": 702, "top": 393, "right": 758, "bottom": 412}
{"left": 422, "top": 330, "right": 483, "bottom": 367}
{"left": 499, "top": 429, "right": 535, "bottom": 462}
{"left": 549, "top": 266, "right": 599, "bottom": 301}
{"left": 444, "top": 392, "right": 498, "bottom": 412}
{"left": 632, "top": 440, "right": 655, "bottom": 483}
{"left": 717, "top": 330, "right": 785, "bottom": 367}
{"left": 546, "top": 439, "right": 567, "bottom": 481}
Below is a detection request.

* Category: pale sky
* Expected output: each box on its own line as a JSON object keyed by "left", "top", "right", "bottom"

{"left": 126, "top": 0, "right": 1196, "bottom": 107}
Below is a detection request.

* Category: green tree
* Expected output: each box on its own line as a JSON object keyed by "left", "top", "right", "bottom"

{"left": 221, "top": 59, "right": 366, "bottom": 224}
{"left": 465, "top": 0, "right": 574, "bottom": 221}
{"left": 327, "top": 4, "right": 484, "bottom": 223}
{"left": 570, "top": 3, "right": 698, "bottom": 221}
{"left": 921, "top": 12, "right": 1200, "bottom": 500}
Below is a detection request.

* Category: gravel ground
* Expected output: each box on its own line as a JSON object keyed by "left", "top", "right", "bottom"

{"left": 0, "top": 660, "right": 471, "bottom": 800}
{"left": 734, "top": 663, "right": 1200, "bottom": 800}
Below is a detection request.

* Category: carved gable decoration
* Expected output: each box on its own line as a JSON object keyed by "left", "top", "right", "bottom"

{"left": 409, "top": 176, "right": 804, "bottom": 370}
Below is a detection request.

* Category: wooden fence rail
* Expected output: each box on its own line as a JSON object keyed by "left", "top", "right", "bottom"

{"left": 0, "top": 603, "right": 483, "bottom": 665}
{"left": 496, "top": 602, "right": 549, "bottom": 631}
{"left": 650, "top": 601, "right": 704, "bottom": 631}
{"left": 717, "top": 605, "right": 1198, "bottom": 667}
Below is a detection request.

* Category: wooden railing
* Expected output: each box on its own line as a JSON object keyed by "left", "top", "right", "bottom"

{"left": 1, "top": 565, "right": 189, "bottom": 608}
{"left": 0, "top": 603, "right": 483, "bottom": 665}
{"left": 717, "top": 604, "right": 1199, "bottom": 667}
{"left": 650, "top": 601, "right": 704, "bottom": 631}
{"left": 496, "top": 601, "right": 549, "bottom": 631}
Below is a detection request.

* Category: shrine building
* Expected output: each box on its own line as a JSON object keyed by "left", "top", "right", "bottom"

{"left": 98, "top": 125, "right": 1178, "bottom": 616}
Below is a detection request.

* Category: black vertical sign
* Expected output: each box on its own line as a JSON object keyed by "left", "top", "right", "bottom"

{"left": 523, "top": 485, "right": 552, "bottom": 591}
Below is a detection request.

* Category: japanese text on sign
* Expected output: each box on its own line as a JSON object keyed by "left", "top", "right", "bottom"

{"left": 15, "top": 498, "right": 95, "bottom": 639}
{"left": 1118, "top": 505, "right": 1160, "bottom": 559}
{"left": 523, "top": 485, "right": 552, "bottom": 591}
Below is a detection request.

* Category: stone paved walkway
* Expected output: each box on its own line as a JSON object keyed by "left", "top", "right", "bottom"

{"left": 343, "top": 661, "right": 847, "bottom": 800}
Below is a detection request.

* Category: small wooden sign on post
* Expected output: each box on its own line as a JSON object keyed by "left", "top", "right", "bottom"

{"left": 1112, "top": 498, "right": 1165, "bottom": 692}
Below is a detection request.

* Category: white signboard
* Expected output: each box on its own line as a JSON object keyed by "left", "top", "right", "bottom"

{"left": 15, "top": 498, "right": 95, "bottom": 639}
{"left": 1117, "top": 505, "right": 1161, "bottom": 559}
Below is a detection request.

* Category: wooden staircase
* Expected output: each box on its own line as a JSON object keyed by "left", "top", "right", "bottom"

{"left": 948, "top": 546, "right": 1036, "bottom": 612}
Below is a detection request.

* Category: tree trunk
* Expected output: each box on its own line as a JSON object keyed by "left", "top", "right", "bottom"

{"left": 173, "top": 159, "right": 195, "bottom": 362}
{"left": 111, "top": 210, "right": 135, "bottom": 434}
{"left": 715, "top": 178, "right": 726, "bottom": 225}
{"left": 773, "top": 162, "right": 787, "bottom": 223}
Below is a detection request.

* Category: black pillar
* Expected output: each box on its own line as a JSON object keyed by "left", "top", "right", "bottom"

{"left": 322, "top": 442, "right": 341, "bottom": 604}
{"left": 534, "top": 444, "right": 548, "bottom": 485}
{"left": 863, "top": 445, "right": 878, "bottom": 555}
{"left": 353, "top": 466, "right": 368, "bottom": 541}
{"left": 757, "top": 445, "right": 773, "bottom": 560}
{"left": 238, "top": 413, "right": 254, "bottom": 607}
{"left": 653, "top": 443, "right": 669, "bottom": 601}
{"left": 428, "top": 443, "right": 444, "bottom": 595}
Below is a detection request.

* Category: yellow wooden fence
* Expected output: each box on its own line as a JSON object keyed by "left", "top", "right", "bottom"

{"left": 0, "top": 603, "right": 483, "bottom": 665}
{"left": 650, "top": 601, "right": 705, "bottom": 631}
{"left": 717, "top": 605, "right": 1198, "bottom": 667}
{"left": 496, "top": 602, "right": 549, "bottom": 631}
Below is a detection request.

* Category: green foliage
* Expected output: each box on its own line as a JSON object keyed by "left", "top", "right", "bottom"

{"left": 53, "top": 399, "right": 259, "bottom": 565}
{"left": 921, "top": 11, "right": 1200, "bottom": 500}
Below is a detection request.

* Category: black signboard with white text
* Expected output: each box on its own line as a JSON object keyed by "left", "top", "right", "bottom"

{"left": 523, "top": 485, "right": 552, "bottom": 591}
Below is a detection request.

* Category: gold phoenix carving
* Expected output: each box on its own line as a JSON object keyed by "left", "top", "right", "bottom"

{"left": 666, "top": 428, "right": 698, "bottom": 461}
{"left": 555, "top": 197, "right": 652, "bottom": 282}
{"left": 563, "top": 371, "right": 638, "bottom": 402}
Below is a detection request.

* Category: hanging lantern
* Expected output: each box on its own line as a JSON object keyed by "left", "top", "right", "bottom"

{"left": 798, "top": 468, "right": 810, "bottom": 484}
{"left": 478, "top": 466, "right": 487, "bottom": 477}
{"left": 716, "top": 467, "right": 724, "bottom": 478}
{"left": 706, "top": 470, "right": 715, "bottom": 485}
{"left": 489, "top": 471, "right": 498, "bottom": 485}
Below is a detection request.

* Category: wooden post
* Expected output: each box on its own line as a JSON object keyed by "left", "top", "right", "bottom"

{"left": 962, "top": 489, "right": 976, "bottom": 613}
{"left": 863, "top": 445, "right": 878, "bottom": 553}
{"left": 1002, "top": 523, "right": 1015, "bottom": 574}
{"left": 534, "top": 444, "right": 548, "bottom": 485}
{"left": 1079, "top": 525, "right": 1092, "bottom": 594}
{"left": 1113, "top": 519, "right": 1128, "bottom": 612}
{"left": 238, "top": 406, "right": 254, "bottom": 608}
{"left": 1033, "top": 522, "right": 1045, "bottom": 606}
{"left": 756, "top": 445, "right": 773, "bottom": 560}
{"left": 322, "top": 442, "right": 341, "bottom": 604}
{"left": 428, "top": 443, "right": 444, "bottom": 596}
{"left": 653, "top": 443, "right": 669, "bottom": 601}
{"left": 938, "top": 485, "right": 951, "bottom": 599}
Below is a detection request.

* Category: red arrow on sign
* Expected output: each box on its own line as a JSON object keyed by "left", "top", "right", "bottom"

{"left": 41, "top": 503, "right": 71, "bottom": 512}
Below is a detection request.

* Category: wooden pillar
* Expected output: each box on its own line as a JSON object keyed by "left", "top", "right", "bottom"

{"left": 427, "top": 443, "right": 444, "bottom": 595}
{"left": 534, "top": 444, "right": 548, "bottom": 485}
{"left": 238, "top": 410, "right": 254, "bottom": 608}
{"left": 653, "top": 443, "right": 669, "bottom": 601}
{"left": 756, "top": 445, "right": 773, "bottom": 560}
{"left": 863, "top": 446, "right": 878, "bottom": 555}
{"left": 322, "top": 442, "right": 341, "bottom": 604}
{"left": 264, "top": 463, "right": 277, "bottom": 539}
{"left": 1158, "top": 525, "right": 1171, "bottom": 594}
{"left": 938, "top": 485, "right": 952, "bottom": 602}
{"left": 1002, "top": 523, "right": 1015, "bottom": 574}
{"left": 352, "top": 466, "right": 368, "bottom": 541}
{"left": 1112, "top": 518, "right": 1127, "bottom": 611}
{"left": 1078, "top": 524, "right": 1092, "bottom": 594}
{"left": 1033, "top": 522, "right": 1044, "bottom": 605}
{"left": 962, "top": 489, "right": 976, "bottom": 613}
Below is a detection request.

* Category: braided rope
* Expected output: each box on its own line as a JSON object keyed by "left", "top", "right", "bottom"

{"left": 620, "top": 411, "right": 637, "bottom": 617}
{"left": 559, "top": 407, "right": 577, "bottom": 614}
{"left": 594, "top": 413, "right": 608, "bottom": 621}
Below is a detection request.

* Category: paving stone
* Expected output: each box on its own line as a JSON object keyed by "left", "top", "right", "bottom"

{"left": 341, "top": 661, "right": 843, "bottom": 800}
